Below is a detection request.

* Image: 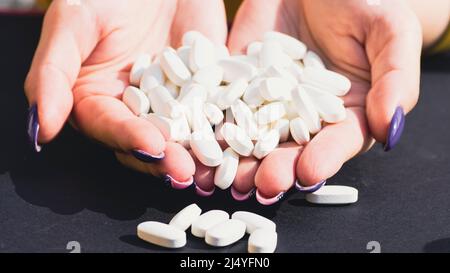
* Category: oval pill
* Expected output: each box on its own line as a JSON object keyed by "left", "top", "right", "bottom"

{"left": 189, "top": 35, "right": 215, "bottom": 72}
{"left": 193, "top": 65, "right": 224, "bottom": 87}
{"left": 190, "top": 130, "right": 223, "bottom": 167}
{"left": 191, "top": 210, "right": 229, "bottom": 238}
{"left": 291, "top": 86, "right": 322, "bottom": 134}
{"left": 253, "top": 129, "right": 280, "bottom": 159}
{"left": 306, "top": 185, "right": 358, "bottom": 205}
{"left": 218, "top": 59, "right": 257, "bottom": 83}
{"left": 303, "top": 50, "right": 325, "bottom": 69}
{"left": 217, "top": 79, "right": 248, "bottom": 110}
{"left": 205, "top": 219, "right": 246, "bottom": 247}
{"left": 160, "top": 47, "right": 192, "bottom": 86}
{"left": 122, "top": 86, "right": 150, "bottom": 115}
{"left": 248, "top": 229, "right": 278, "bottom": 253}
{"left": 271, "top": 118, "right": 290, "bottom": 143}
{"left": 169, "top": 204, "right": 202, "bottom": 231}
{"left": 129, "top": 53, "right": 152, "bottom": 86}
{"left": 231, "top": 211, "right": 276, "bottom": 234}
{"left": 221, "top": 122, "right": 255, "bottom": 156}
{"left": 254, "top": 102, "right": 286, "bottom": 125}
{"left": 259, "top": 77, "right": 293, "bottom": 101}
{"left": 231, "top": 99, "right": 258, "bottom": 139}
{"left": 243, "top": 78, "right": 265, "bottom": 108}
{"left": 301, "top": 67, "right": 351, "bottom": 96}
{"left": 290, "top": 117, "right": 310, "bottom": 145}
{"left": 264, "top": 31, "right": 307, "bottom": 60}
{"left": 137, "top": 221, "right": 186, "bottom": 248}
{"left": 214, "top": 147, "right": 239, "bottom": 190}
{"left": 204, "top": 103, "right": 224, "bottom": 125}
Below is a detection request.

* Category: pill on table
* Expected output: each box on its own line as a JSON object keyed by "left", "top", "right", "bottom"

{"left": 122, "top": 86, "right": 150, "bottom": 115}
{"left": 301, "top": 67, "right": 351, "bottom": 96}
{"left": 259, "top": 77, "right": 293, "bottom": 101}
{"left": 253, "top": 129, "right": 280, "bottom": 159}
{"left": 193, "top": 65, "right": 224, "bottom": 87}
{"left": 160, "top": 47, "right": 192, "bottom": 86}
{"left": 231, "top": 99, "right": 258, "bottom": 139}
{"left": 271, "top": 118, "right": 290, "bottom": 142}
{"left": 182, "top": 30, "right": 204, "bottom": 46}
{"left": 214, "top": 147, "right": 239, "bottom": 190}
{"left": 221, "top": 122, "right": 255, "bottom": 156}
{"left": 290, "top": 117, "right": 310, "bottom": 145}
{"left": 306, "top": 185, "right": 358, "bottom": 205}
{"left": 177, "top": 45, "right": 191, "bottom": 69}
{"left": 247, "top": 41, "right": 263, "bottom": 56}
{"left": 169, "top": 204, "right": 202, "bottom": 231}
{"left": 243, "top": 78, "right": 265, "bottom": 108}
{"left": 205, "top": 219, "right": 246, "bottom": 247}
{"left": 217, "top": 78, "right": 248, "bottom": 110}
{"left": 191, "top": 210, "right": 229, "bottom": 238}
{"left": 303, "top": 50, "right": 325, "bottom": 69}
{"left": 259, "top": 39, "right": 286, "bottom": 69}
{"left": 204, "top": 103, "right": 224, "bottom": 125}
{"left": 254, "top": 102, "right": 286, "bottom": 125}
{"left": 218, "top": 59, "right": 257, "bottom": 83}
{"left": 231, "top": 211, "right": 276, "bottom": 234}
{"left": 248, "top": 229, "right": 278, "bottom": 253}
{"left": 291, "top": 86, "right": 322, "bottom": 134}
{"left": 129, "top": 53, "right": 152, "bottom": 86}
{"left": 264, "top": 31, "right": 307, "bottom": 60}
{"left": 137, "top": 221, "right": 186, "bottom": 248}
{"left": 190, "top": 130, "right": 223, "bottom": 167}
{"left": 189, "top": 35, "right": 215, "bottom": 72}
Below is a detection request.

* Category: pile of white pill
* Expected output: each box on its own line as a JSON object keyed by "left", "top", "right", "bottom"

{"left": 137, "top": 204, "right": 278, "bottom": 253}
{"left": 123, "top": 30, "right": 350, "bottom": 191}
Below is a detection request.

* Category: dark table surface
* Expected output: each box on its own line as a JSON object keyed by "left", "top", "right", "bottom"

{"left": 1, "top": 15, "right": 450, "bottom": 253}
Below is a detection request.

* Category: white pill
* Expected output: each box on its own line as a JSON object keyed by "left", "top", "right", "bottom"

{"left": 304, "top": 50, "right": 325, "bottom": 69}
{"left": 164, "top": 80, "right": 179, "bottom": 99}
{"left": 291, "top": 86, "right": 322, "bottom": 134}
{"left": 256, "top": 124, "right": 271, "bottom": 140}
{"left": 205, "top": 219, "right": 246, "bottom": 247}
{"left": 182, "top": 30, "right": 204, "bottom": 46}
{"left": 122, "top": 86, "right": 150, "bottom": 115}
{"left": 214, "top": 147, "right": 239, "bottom": 190}
{"left": 264, "top": 31, "right": 307, "bottom": 60}
{"left": 148, "top": 86, "right": 183, "bottom": 118}
{"left": 137, "top": 221, "right": 186, "bottom": 248}
{"left": 169, "top": 204, "right": 202, "bottom": 231}
{"left": 306, "top": 185, "right": 358, "bottom": 205}
{"left": 140, "top": 75, "right": 160, "bottom": 95}
{"left": 221, "top": 123, "right": 254, "bottom": 156}
{"left": 218, "top": 59, "right": 257, "bottom": 83}
{"left": 265, "top": 65, "right": 298, "bottom": 86}
{"left": 253, "top": 129, "right": 280, "bottom": 159}
{"left": 143, "top": 113, "right": 178, "bottom": 141}
{"left": 178, "top": 83, "right": 208, "bottom": 105}
{"left": 243, "top": 78, "right": 265, "bottom": 108}
{"left": 217, "top": 79, "right": 248, "bottom": 110}
{"left": 247, "top": 41, "right": 263, "bottom": 56}
{"left": 140, "top": 63, "right": 165, "bottom": 92}
{"left": 248, "top": 229, "right": 278, "bottom": 253}
{"left": 287, "top": 61, "right": 304, "bottom": 83}
{"left": 189, "top": 35, "right": 215, "bottom": 72}
{"left": 231, "top": 55, "right": 259, "bottom": 67}
{"left": 259, "top": 40, "right": 286, "bottom": 69}
{"left": 215, "top": 44, "right": 230, "bottom": 61}
{"left": 160, "top": 47, "right": 192, "bottom": 86}
{"left": 231, "top": 99, "right": 258, "bottom": 139}
{"left": 193, "top": 65, "right": 224, "bottom": 86}
{"left": 283, "top": 101, "right": 299, "bottom": 120}
{"left": 206, "top": 85, "right": 225, "bottom": 105}
{"left": 190, "top": 104, "right": 213, "bottom": 134}
{"left": 290, "top": 117, "right": 310, "bottom": 145}
{"left": 259, "top": 77, "right": 293, "bottom": 101}
{"left": 303, "top": 84, "right": 346, "bottom": 123}
{"left": 190, "top": 130, "right": 223, "bottom": 167}
{"left": 129, "top": 53, "right": 152, "bottom": 86}
{"left": 191, "top": 210, "right": 229, "bottom": 238}
{"left": 254, "top": 102, "right": 286, "bottom": 125}
{"left": 204, "top": 103, "right": 224, "bottom": 125}
{"left": 301, "top": 67, "right": 351, "bottom": 96}
{"left": 177, "top": 46, "right": 191, "bottom": 69}
{"left": 231, "top": 211, "right": 276, "bottom": 234}
{"left": 271, "top": 118, "right": 290, "bottom": 143}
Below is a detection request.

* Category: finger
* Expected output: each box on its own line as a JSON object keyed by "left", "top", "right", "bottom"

{"left": 366, "top": 11, "right": 422, "bottom": 149}
{"left": 231, "top": 156, "right": 260, "bottom": 201}
{"left": 172, "top": 0, "right": 228, "bottom": 45}
{"left": 24, "top": 0, "right": 98, "bottom": 143}
{"left": 296, "top": 107, "right": 372, "bottom": 187}
{"left": 189, "top": 150, "right": 216, "bottom": 196}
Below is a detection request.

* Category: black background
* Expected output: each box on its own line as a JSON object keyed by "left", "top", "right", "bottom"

{"left": 1, "top": 14, "right": 450, "bottom": 253}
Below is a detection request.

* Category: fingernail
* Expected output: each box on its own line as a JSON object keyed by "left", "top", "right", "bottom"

{"left": 194, "top": 183, "right": 215, "bottom": 197}
{"left": 295, "top": 180, "right": 326, "bottom": 193}
{"left": 384, "top": 106, "right": 405, "bottom": 152}
{"left": 131, "top": 149, "right": 164, "bottom": 163}
{"left": 165, "top": 175, "right": 194, "bottom": 190}
{"left": 256, "top": 189, "right": 285, "bottom": 205}
{"left": 27, "top": 104, "right": 42, "bottom": 152}
{"left": 231, "top": 187, "right": 255, "bottom": 201}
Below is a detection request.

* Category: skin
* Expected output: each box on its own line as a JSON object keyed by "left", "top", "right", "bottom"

{"left": 25, "top": 0, "right": 448, "bottom": 198}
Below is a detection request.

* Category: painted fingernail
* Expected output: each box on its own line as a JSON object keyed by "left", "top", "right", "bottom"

{"left": 131, "top": 149, "right": 164, "bottom": 163}
{"left": 194, "top": 183, "right": 215, "bottom": 197}
{"left": 295, "top": 180, "right": 326, "bottom": 193}
{"left": 256, "top": 190, "right": 285, "bottom": 206}
{"left": 27, "top": 104, "right": 42, "bottom": 152}
{"left": 231, "top": 187, "right": 255, "bottom": 201}
{"left": 384, "top": 106, "right": 405, "bottom": 152}
{"left": 165, "top": 175, "right": 194, "bottom": 190}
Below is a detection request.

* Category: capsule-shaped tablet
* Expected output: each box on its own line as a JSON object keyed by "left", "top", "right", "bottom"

{"left": 122, "top": 86, "right": 150, "bottom": 115}
{"left": 271, "top": 118, "right": 290, "bottom": 143}
{"left": 303, "top": 84, "right": 346, "bottom": 123}
{"left": 306, "top": 185, "right": 358, "bottom": 205}
{"left": 169, "top": 204, "right": 202, "bottom": 231}
{"left": 214, "top": 147, "right": 239, "bottom": 190}
{"left": 190, "top": 130, "right": 223, "bottom": 167}
{"left": 253, "top": 130, "right": 280, "bottom": 159}
{"left": 264, "top": 31, "right": 307, "bottom": 60}
{"left": 164, "top": 80, "right": 179, "bottom": 99}
{"left": 204, "top": 103, "right": 224, "bottom": 125}
{"left": 160, "top": 47, "right": 192, "bottom": 86}
{"left": 178, "top": 83, "right": 208, "bottom": 105}
{"left": 177, "top": 45, "right": 191, "bottom": 69}
{"left": 301, "top": 67, "right": 351, "bottom": 96}
{"left": 254, "top": 102, "right": 286, "bottom": 125}
{"left": 143, "top": 113, "right": 177, "bottom": 141}
{"left": 191, "top": 210, "right": 229, "bottom": 238}
{"left": 231, "top": 211, "right": 276, "bottom": 234}
{"left": 231, "top": 100, "right": 258, "bottom": 139}
{"left": 137, "top": 221, "right": 186, "bottom": 248}
{"left": 129, "top": 53, "right": 152, "bottom": 86}
{"left": 265, "top": 65, "right": 298, "bottom": 86}
{"left": 287, "top": 61, "right": 304, "bottom": 83}
{"left": 218, "top": 59, "right": 257, "bottom": 83}
{"left": 193, "top": 65, "right": 224, "bottom": 87}
{"left": 140, "top": 62, "right": 165, "bottom": 92}
{"left": 290, "top": 117, "right": 310, "bottom": 145}
{"left": 206, "top": 85, "right": 225, "bottom": 105}
{"left": 259, "top": 77, "right": 293, "bottom": 101}
{"left": 189, "top": 35, "right": 215, "bottom": 72}
{"left": 221, "top": 122, "right": 255, "bottom": 156}
{"left": 148, "top": 86, "right": 183, "bottom": 118}
{"left": 248, "top": 229, "right": 278, "bottom": 253}
{"left": 303, "top": 51, "right": 325, "bottom": 69}
{"left": 243, "top": 78, "right": 265, "bottom": 108}
{"left": 190, "top": 103, "right": 214, "bottom": 134}
{"left": 217, "top": 79, "right": 248, "bottom": 110}
{"left": 259, "top": 40, "right": 286, "bottom": 69}
{"left": 205, "top": 219, "right": 246, "bottom": 247}
{"left": 291, "top": 86, "right": 322, "bottom": 134}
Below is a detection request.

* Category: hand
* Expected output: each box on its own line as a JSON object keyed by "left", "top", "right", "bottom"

{"left": 25, "top": 0, "right": 227, "bottom": 185}
{"left": 202, "top": 0, "right": 421, "bottom": 204}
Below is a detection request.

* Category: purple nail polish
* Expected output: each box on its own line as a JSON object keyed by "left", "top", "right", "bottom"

{"left": 165, "top": 175, "right": 193, "bottom": 190}
{"left": 231, "top": 187, "right": 255, "bottom": 201}
{"left": 194, "top": 183, "right": 215, "bottom": 197}
{"left": 27, "top": 104, "right": 42, "bottom": 152}
{"left": 131, "top": 149, "right": 164, "bottom": 163}
{"left": 384, "top": 106, "right": 405, "bottom": 151}
{"left": 295, "top": 180, "right": 326, "bottom": 193}
{"left": 256, "top": 190, "right": 285, "bottom": 206}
